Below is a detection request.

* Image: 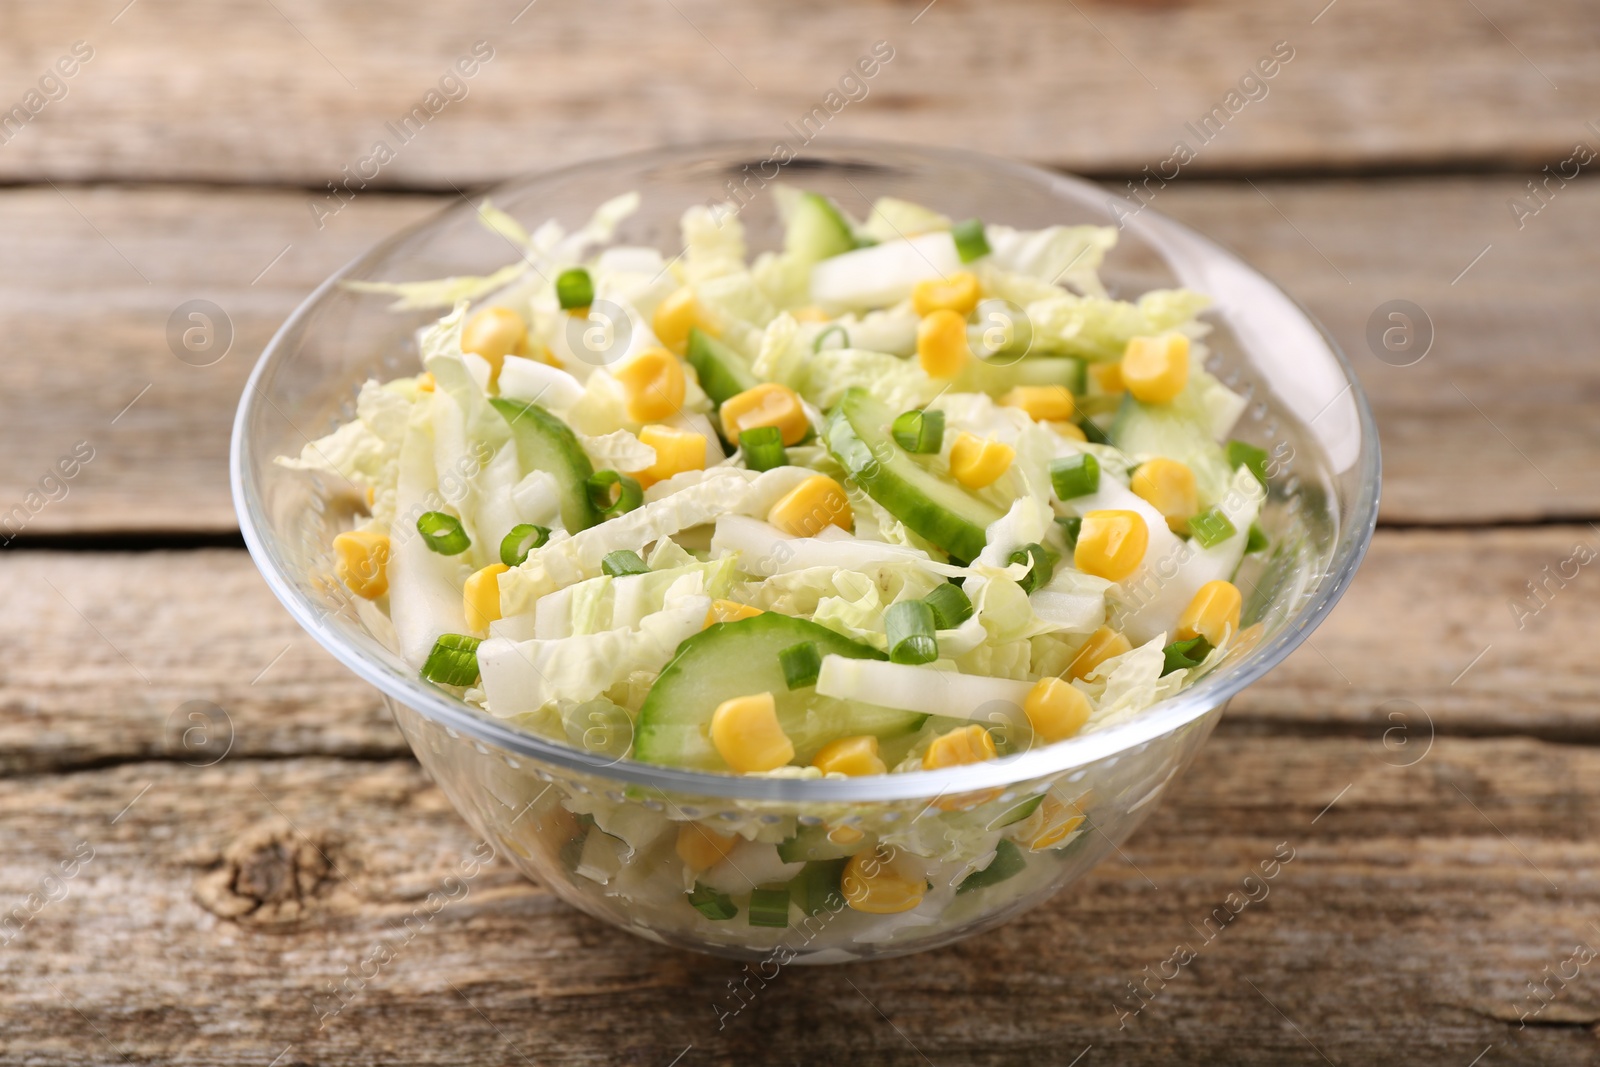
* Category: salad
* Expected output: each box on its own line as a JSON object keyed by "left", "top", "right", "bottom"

{"left": 281, "top": 186, "right": 1270, "bottom": 930}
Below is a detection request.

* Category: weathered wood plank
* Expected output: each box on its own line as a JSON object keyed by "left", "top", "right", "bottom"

{"left": 1, "top": 0, "right": 1592, "bottom": 185}
{"left": 1, "top": 737, "right": 1594, "bottom": 1065}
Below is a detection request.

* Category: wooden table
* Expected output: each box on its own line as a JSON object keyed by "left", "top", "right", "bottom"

{"left": 4, "top": 2, "right": 1598, "bottom": 1063}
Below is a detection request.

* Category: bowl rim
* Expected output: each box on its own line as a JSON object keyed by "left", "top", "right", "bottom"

{"left": 231, "top": 137, "right": 1381, "bottom": 803}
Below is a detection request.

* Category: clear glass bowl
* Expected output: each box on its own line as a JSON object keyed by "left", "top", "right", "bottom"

{"left": 231, "top": 140, "right": 1379, "bottom": 962}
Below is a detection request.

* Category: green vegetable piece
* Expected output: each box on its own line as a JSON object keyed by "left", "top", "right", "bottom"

{"left": 490, "top": 397, "right": 600, "bottom": 534}
{"left": 991, "top": 794, "right": 1044, "bottom": 829}
{"left": 779, "top": 641, "right": 823, "bottom": 690}
{"left": 740, "top": 426, "right": 788, "bottom": 472}
{"left": 586, "top": 470, "right": 643, "bottom": 518}
{"left": 601, "top": 549, "right": 649, "bottom": 577}
{"left": 778, "top": 829, "right": 867, "bottom": 866}
{"left": 1009, "top": 542, "right": 1058, "bottom": 595}
{"left": 685, "top": 327, "right": 759, "bottom": 407}
{"left": 1049, "top": 453, "right": 1100, "bottom": 500}
{"left": 555, "top": 267, "right": 593, "bottom": 310}
{"left": 1227, "top": 440, "right": 1271, "bottom": 487}
{"left": 499, "top": 523, "right": 550, "bottom": 567}
{"left": 416, "top": 511, "right": 470, "bottom": 555}
{"left": 687, "top": 883, "right": 738, "bottom": 921}
{"left": 885, "top": 599, "right": 938, "bottom": 665}
{"left": 951, "top": 218, "right": 991, "bottom": 263}
{"left": 748, "top": 886, "right": 792, "bottom": 928}
{"left": 1246, "top": 521, "right": 1269, "bottom": 554}
{"left": 1055, "top": 516, "right": 1083, "bottom": 549}
{"left": 1189, "top": 507, "right": 1237, "bottom": 549}
{"left": 1078, "top": 418, "right": 1112, "bottom": 446}
{"left": 1161, "top": 635, "right": 1213, "bottom": 676}
{"left": 786, "top": 192, "right": 857, "bottom": 262}
{"left": 956, "top": 839, "right": 1026, "bottom": 894}
{"left": 812, "top": 324, "right": 849, "bottom": 353}
{"left": 892, "top": 408, "right": 945, "bottom": 454}
{"left": 420, "top": 633, "right": 481, "bottom": 687}
{"left": 923, "top": 583, "right": 974, "bottom": 629}
{"left": 791, "top": 858, "right": 849, "bottom": 916}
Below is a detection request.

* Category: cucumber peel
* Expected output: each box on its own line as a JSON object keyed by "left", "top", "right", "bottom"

{"left": 488, "top": 397, "right": 599, "bottom": 533}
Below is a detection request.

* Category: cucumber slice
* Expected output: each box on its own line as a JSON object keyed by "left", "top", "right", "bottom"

{"left": 488, "top": 397, "right": 599, "bottom": 533}
{"left": 785, "top": 192, "right": 857, "bottom": 264}
{"left": 791, "top": 858, "right": 848, "bottom": 916}
{"left": 685, "top": 327, "right": 759, "bottom": 407}
{"left": 777, "top": 824, "right": 870, "bottom": 864}
{"left": 957, "top": 839, "right": 1027, "bottom": 894}
{"left": 824, "top": 388, "right": 1002, "bottom": 562}
{"left": 957, "top": 356, "right": 1086, "bottom": 396}
{"left": 1109, "top": 394, "right": 1234, "bottom": 506}
{"left": 634, "top": 613, "right": 922, "bottom": 771}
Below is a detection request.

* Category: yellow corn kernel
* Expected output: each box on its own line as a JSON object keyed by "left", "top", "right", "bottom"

{"left": 826, "top": 823, "right": 866, "bottom": 846}
{"left": 1029, "top": 795, "right": 1087, "bottom": 852}
{"left": 612, "top": 347, "right": 686, "bottom": 422}
{"left": 916, "top": 308, "right": 972, "bottom": 378}
{"left": 1067, "top": 626, "right": 1133, "bottom": 682}
{"left": 461, "top": 306, "right": 527, "bottom": 381}
{"left": 1121, "top": 333, "right": 1189, "bottom": 404}
{"left": 415, "top": 372, "right": 436, "bottom": 393}
{"left": 675, "top": 823, "right": 740, "bottom": 871}
{"left": 463, "top": 563, "right": 509, "bottom": 631}
{"left": 1023, "top": 677, "right": 1092, "bottom": 743}
{"left": 633, "top": 424, "right": 707, "bottom": 488}
{"left": 333, "top": 530, "right": 390, "bottom": 600}
{"left": 1130, "top": 458, "right": 1199, "bottom": 534}
{"left": 363, "top": 484, "right": 376, "bottom": 508}
{"left": 791, "top": 305, "right": 832, "bottom": 323}
{"left": 1000, "top": 385, "right": 1076, "bottom": 423}
{"left": 1074, "top": 509, "right": 1149, "bottom": 582}
{"left": 812, "top": 735, "right": 888, "bottom": 777}
{"left": 768, "top": 474, "right": 853, "bottom": 537}
{"left": 709, "top": 692, "right": 794, "bottom": 773}
{"left": 652, "top": 286, "right": 711, "bottom": 353}
{"left": 1048, "top": 421, "right": 1088, "bottom": 442}
{"left": 912, "top": 270, "right": 981, "bottom": 317}
{"left": 704, "top": 599, "right": 763, "bottom": 627}
{"left": 1177, "top": 579, "right": 1243, "bottom": 647}
{"left": 922, "top": 723, "right": 998, "bottom": 771}
{"left": 1088, "top": 361, "right": 1124, "bottom": 395}
{"left": 948, "top": 432, "right": 1015, "bottom": 490}
{"left": 719, "top": 382, "right": 809, "bottom": 446}
{"left": 842, "top": 846, "right": 926, "bottom": 914}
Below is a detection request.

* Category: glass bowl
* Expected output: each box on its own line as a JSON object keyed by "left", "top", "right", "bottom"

{"left": 231, "top": 140, "right": 1379, "bottom": 962}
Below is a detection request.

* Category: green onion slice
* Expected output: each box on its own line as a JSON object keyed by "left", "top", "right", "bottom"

{"left": 555, "top": 267, "right": 594, "bottom": 310}
{"left": 891, "top": 408, "right": 944, "bottom": 454}
{"left": 586, "top": 470, "right": 643, "bottom": 518}
{"left": 1049, "top": 453, "right": 1100, "bottom": 500}
{"left": 1161, "top": 635, "right": 1213, "bottom": 676}
{"left": 1055, "top": 516, "right": 1083, "bottom": 550}
{"left": 885, "top": 599, "right": 939, "bottom": 665}
{"left": 601, "top": 549, "right": 649, "bottom": 577}
{"left": 1189, "top": 507, "right": 1238, "bottom": 549}
{"left": 499, "top": 523, "right": 550, "bottom": 567}
{"left": 923, "top": 583, "right": 974, "bottom": 629}
{"left": 421, "top": 633, "right": 482, "bottom": 686}
{"left": 740, "top": 426, "right": 788, "bottom": 472}
{"left": 951, "top": 218, "right": 992, "bottom": 263}
{"left": 747, "top": 886, "right": 791, "bottom": 928}
{"left": 687, "top": 883, "right": 737, "bottom": 921}
{"left": 793, "top": 858, "right": 848, "bottom": 916}
{"left": 1008, "top": 542, "right": 1059, "bottom": 594}
{"left": 812, "top": 324, "right": 849, "bottom": 353}
{"left": 1227, "top": 440, "right": 1270, "bottom": 487}
{"left": 417, "top": 511, "right": 471, "bottom": 555}
{"left": 779, "top": 641, "right": 823, "bottom": 690}
{"left": 1246, "top": 521, "right": 1269, "bottom": 554}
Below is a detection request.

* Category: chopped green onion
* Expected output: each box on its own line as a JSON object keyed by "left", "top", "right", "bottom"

{"left": 1189, "top": 507, "right": 1238, "bottom": 549}
{"left": 779, "top": 641, "right": 822, "bottom": 690}
{"left": 885, "top": 600, "right": 938, "bottom": 665}
{"left": 417, "top": 511, "right": 471, "bottom": 555}
{"left": 601, "top": 549, "right": 649, "bottom": 577}
{"left": 1056, "top": 516, "right": 1083, "bottom": 549}
{"left": 990, "top": 794, "right": 1044, "bottom": 829}
{"left": 951, "top": 218, "right": 991, "bottom": 263}
{"left": 1161, "top": 635, "right": 1212, "bottom": 676}
{"left": 586, "top": 470, "right": 643, "bottom": 518}
{"left": 956, "top": 839, "right": 1026, "bottom": 894}
{"left": 499, "top": 523, "right": 550, "bottom": 567}
{"left": 891, "top": 408, "right": 944, "bottom": 454}
{"left": 1008, "top": 542, "right": 1058, "bottom": 594}
{"left": 747, "top": 886, "right": 791, "bottom": 928}
{"left": 792, "top": 858, "right": 848, "bottom": 916}
{"left": 1079, "top": 418, "right": 1111, "bottom": 445}
{"left": 687, "top": 883, "right": 737, "bottom": 921}
{"left": 555, "top": 267, "right": 593, "bottom": 310}
{"left": 740, "top": 426, "right": 788, "bottom": 472}
{"left": 1227, "top": 440, "right": 1270, "bottom": 487}
{"left": 812, "top": 324, "right": 849, "bottom": 353}
{"left": 1049, "top": 453, "right": 1100, "bottom": 500}
{"left": 924, "top": 583, "right": 974, "bottom": 629}
{"left": 1246, "top": 521, "right": 1269, "bottom": 554}
{"left": 420, "top": 633, "right": 482, "bottom": 686}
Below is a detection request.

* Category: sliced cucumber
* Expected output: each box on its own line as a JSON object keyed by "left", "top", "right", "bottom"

{"left": 785, "top": 192, "right": 857, "bottom": 264}
{"left": 956, "top": 839, "right": 1026, "bottom": 894}
{"left": 685, "top": 327, "right": 759, "bottom": 407}
{"left": 1109, "top": 394, "right": 1234, "bottom": 505}
{"left": 957, "top": 356, "right": 1086, "bottom": 397}
{"left": 488, "top": 397, "right": 599, "bottom": 533}
{"left": 634, "top": 613, "right": 921, "bottom": 771}
{"left": 777, "top": 824, "right": 870, "bottom": 864}
{"left": 824, "top": 388, "right": 1002, "bottom": 562}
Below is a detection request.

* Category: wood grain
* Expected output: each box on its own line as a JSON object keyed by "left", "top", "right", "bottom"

{"left": 1, "top": 736, "right": 1594, "bottom": 1066}
{"left": 0, "top": 0, "right": 1592, "bottom": 185}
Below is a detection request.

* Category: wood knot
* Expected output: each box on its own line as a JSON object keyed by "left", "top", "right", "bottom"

{"left": 195, "top": 819, "right": 338, "bottom": 924}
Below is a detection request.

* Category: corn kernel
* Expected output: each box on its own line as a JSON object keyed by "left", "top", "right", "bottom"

{"left": 826, "top": 823, "right": 866, "bottom": 846}
{"left": 1000, "top": 385, "right": 1076, "bottom": 422}
{"left": 1088, "top": 361, "right": 1124, "bottom": 395}
{"left": 653, "top": 286, "right": 711, "bottom": 353}
{"left": 768, "top": 474, "right": 853, "bottom": 537}
{"left": 463, "top": 563, "right": 509, "bottom": 631}
{"left": 363, "top": 484, "right": 376, "bottom": 508}
{"left": 949, "top": 432, "right": 1014, "bottom": 490}
{"left": 1130, "top": 458, "right": 1199, "bottom": 534}
{"left": 1067, "top": 626, "right": 1133, "bottom": 681}
{"left": 676, "top": 823, "right": 740, "bottom": 871}
{"left": 1177, "top": 579, "right": 1243, "bottom": 647}
{"left": 912, "top": 271, "right": 981, "bottom": 317}
{"left": 415, "top": 372, "right": 436, "bottom": 393}
{"left": 1121, "top": 333, "right": 1189, "bottom": 404}
{"left": 1029, "top": 795, "right": 1087, "bottom": 852}
{"left": 842, "top": 846, "right": 926, "bottom": 914}
{"left": 791, "top": 305, "right": 832, "bottom": 324}
{"left": 917, "top": 308, "right": 972, "bottom": 378}
{"left": 922, "top": 723, "right": 998, "bottom": 770}
{"left": 710, "top": 692, "right": 794, "bottom": 773}
{"left": 719, "top": 382, "right": 809, "bottom": 446}
{"left": 461, "top": 306, "right": 527, "bottom": 381}
{"left": 704, "top": 599, "right": 763, "bottom": 627}
{"left": 1024, "top": 677, "right": 1092, "bottom": 743}
{"left": 612, "top": 347, "right": 686, "bottom": 422}
{"left": 1074, "top": 509, "right": 1148, "bottom": 581}
{"left": 1048, "top": 421, "right": 1088, "bottom": 442}
{"left": 333, "top": 530, "right": 390, "bottom": 600}
{"left": 812, "top": 735, "right": 887, "bottom": 777}
{"left": 633, "top": 424, "right": 707, "bottom": 488}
